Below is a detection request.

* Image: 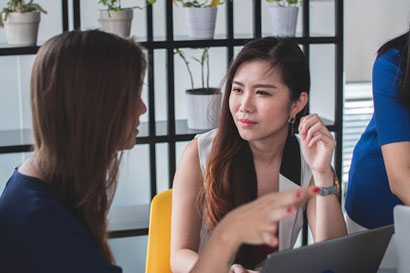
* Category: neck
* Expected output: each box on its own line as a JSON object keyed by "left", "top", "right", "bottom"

{"left": 17, "top": 153, "right": 45, "bottom": 181}
{"left": 249, "top": 129, "right": 289, "bottom": 166}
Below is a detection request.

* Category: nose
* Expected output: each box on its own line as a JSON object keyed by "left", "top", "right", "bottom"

{"left": 138, "top": 99, "right": 147, "bottom": 115}
{"left": 239, "top": 92, "right": 254, "bottom": 113}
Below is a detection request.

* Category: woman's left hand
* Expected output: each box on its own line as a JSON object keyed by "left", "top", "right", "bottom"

{"left": 298, "top": 114, "right": 335, "bottom": 175}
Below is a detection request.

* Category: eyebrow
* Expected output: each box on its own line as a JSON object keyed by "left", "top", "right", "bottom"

{"left": 232, "top": 80, "right": 277, "bottom": 89}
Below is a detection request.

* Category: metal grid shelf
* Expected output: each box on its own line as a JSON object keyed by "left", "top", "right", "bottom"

{"left": 0, "top": 0, "right": 344, "bottom": 241}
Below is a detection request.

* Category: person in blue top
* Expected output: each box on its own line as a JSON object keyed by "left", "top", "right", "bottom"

{"left": 0, "top": 30, "right": 319, "bottom": 273}
{"left": 345, "top": 31, "right": 410, "bottom": 232}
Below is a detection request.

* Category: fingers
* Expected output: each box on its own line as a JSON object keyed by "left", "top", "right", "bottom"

{"left": 262, "top": 229, "right": 278, "bottom": 248}
{"left": 264, "top": 187, "right": 317, "bottom": 209}
{"left": 230, "top": 264, "right": 247, "bottom": 273}
{"left": 307, "top": 132, "right": 336, "bottom": 148}
{"left": 299, "top": 114, "right": 332, "bottom": 141}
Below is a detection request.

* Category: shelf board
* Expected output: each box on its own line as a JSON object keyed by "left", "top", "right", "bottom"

{"left": 0, "top": 120, "right": 206, "bottom": 153}
{"left": 0, "top": 36, "right": 338, "bottom": 56}
{"left": 0, "top": 118, "right": 335, "bottom": 154}
{"left": 0, "top": 41, "right": 41, "bottom": 56}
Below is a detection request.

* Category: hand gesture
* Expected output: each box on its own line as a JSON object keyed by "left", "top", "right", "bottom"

{"left": 298, "top": 114, "right": 335, "bottom": 174}
{"left": 216, "top": 187, "right": 318, "bottom": 249}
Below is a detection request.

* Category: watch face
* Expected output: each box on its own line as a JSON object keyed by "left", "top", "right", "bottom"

{"left": 320, "top": 185, "right": 338, "bottom": 196}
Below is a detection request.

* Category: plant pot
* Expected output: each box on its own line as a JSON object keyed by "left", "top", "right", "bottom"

{"left": 185, "top": 88, "right": 221, "bottom": 130}
{"left": 98, "top": 9, "right": 133, "bottom": 38}
{"left": 2, "top": 11, "right": 41, "bottom": 46}
{"left": 268, "top": 6, "right": 299, "bottom": 37}
{"left": 184, "top": 7, "right": 217, "bottom": 40}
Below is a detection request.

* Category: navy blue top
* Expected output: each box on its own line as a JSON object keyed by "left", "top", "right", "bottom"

{"left": 345, "top": 49, "right": 410, "bottom": 229}
{"left": 0, "top": 170, "right": 122, "bottom": 273}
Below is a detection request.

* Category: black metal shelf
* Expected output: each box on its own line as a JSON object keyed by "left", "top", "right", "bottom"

{"left": 0, "top": 36, "right": 339, "bottom": 56}
{"left": 0, "top": 0, "right": 344, "bottom": 242}
{"left": 0, "top": 117, "right": 335, "bottom": 154}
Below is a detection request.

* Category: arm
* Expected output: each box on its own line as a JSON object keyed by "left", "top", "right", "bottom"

{"left": 381, "top": 142, "right": 410, "bottom": 205}
{"left": 371, "top": 52, "right": 410, "bottom": 205}
{"left": 307, "top": 172, "right": 347, "bottom": 242}
{"left": 170, "top": 138, "right": 203, "bottom": 273}
{"left": 190, "top": 187, "right": 318, "bottom": 273}
{"left": 299, "top": 114, "right": 347, "bottom": 242}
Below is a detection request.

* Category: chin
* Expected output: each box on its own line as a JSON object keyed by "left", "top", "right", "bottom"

{"left": 237, "top": 129, "right": 258, "bottom": 142}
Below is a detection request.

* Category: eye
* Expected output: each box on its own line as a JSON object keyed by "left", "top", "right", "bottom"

{"left": 256, "top": 90, "right": 270, "bottom": 96}
{"left": 232, "top": 87, "right": 242, "bottom": 93}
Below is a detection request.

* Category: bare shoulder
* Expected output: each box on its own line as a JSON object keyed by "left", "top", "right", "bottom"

{"left": 183, "top": 138, "right": 200, "bottom": 159}
{"left": 173, "top": 138, "right": 203, "bottom": 190}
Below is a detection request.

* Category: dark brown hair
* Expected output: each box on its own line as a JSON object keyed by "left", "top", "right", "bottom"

{"left": 31, "top": 30, "right": 146, "bottom": 262}
{"left": 199, "top": 37, "right": 310, "bottom": 268}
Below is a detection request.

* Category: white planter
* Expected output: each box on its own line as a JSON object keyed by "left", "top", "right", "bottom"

{"left": 98, "top": 9, "right": 133, "bottom": 38}
{"left": 185, "top": 89, "right": 221, "bottom": 130}
{"left": 268, "top": 6, "right": 299, "bottom": 37}
{"left": 3, "top": 12, "right": 41, "bottom": 46}
{"left": 184, "top": 7, "right": 217, "bottom": 40}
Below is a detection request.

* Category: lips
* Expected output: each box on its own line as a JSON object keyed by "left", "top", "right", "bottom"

{"left": 238, "top": 118, "right": 257, "bottom": 128}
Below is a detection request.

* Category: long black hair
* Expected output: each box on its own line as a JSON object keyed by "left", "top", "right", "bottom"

{"left": 378, "top": 31, "right": 410, "bottom": 109}
{"left": 200, "top": 37, "right": 310, "bottom": 269}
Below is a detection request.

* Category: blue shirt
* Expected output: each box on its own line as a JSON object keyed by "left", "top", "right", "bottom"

{"left": 0, "top": 170, "right": 122, "bottom": 273}
{"left": 345, "top": 49, "right": 410, "bottom": 229}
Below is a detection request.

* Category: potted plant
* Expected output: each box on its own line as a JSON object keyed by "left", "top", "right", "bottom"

{"left": 173, "top": 0, "right": 222, "bottom": 40}
{"left": 175, "top": 48, "right": 221, "bottom": 130}
{"left": 0, "top": 0, "right": 47, "bottom": 46}
{"left": 98, "top": 0, "right": 143, "bottom": 38}
{"left": 266, "top": 0, "right": 300, "bottom": 37}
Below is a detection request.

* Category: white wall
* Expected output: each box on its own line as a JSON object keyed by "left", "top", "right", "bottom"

{"left": 345, "top": 0, "right": 410, "bottom": 82}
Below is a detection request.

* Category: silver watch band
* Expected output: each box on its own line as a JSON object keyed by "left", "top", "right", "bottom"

{"left": 319, "top": 185, "right": 338, "bottom": 196}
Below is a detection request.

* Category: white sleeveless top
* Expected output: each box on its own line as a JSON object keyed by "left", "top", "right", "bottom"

{"left": 196, "top": 129, "right": 312, "bottom": 252}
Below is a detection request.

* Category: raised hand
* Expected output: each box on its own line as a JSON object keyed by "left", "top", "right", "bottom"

{"left": 298, "top": 114, "right": 335, "bottom": 176}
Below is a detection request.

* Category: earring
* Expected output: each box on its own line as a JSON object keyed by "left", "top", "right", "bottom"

{"left": 288, "top": 116, "right": 296, "bottom": 136}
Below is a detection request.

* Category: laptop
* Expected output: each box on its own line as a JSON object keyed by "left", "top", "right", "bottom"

{"left": 262, "top": 224, "right": 394, "bottom": 273}
{"left": 394, "top": 205, "right": 410, "bottom": 273}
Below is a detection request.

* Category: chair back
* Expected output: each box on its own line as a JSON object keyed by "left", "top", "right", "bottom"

{"left": 145, "top": 189, "right": 173, "bottom": 273}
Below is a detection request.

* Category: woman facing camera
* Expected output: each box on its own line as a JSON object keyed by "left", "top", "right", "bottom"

{"left": 345, "top": 31, "right": 410, "bottom": 232}
{"left": 171, "top": 37, "right": 347, "bottom": 273}
{"left": 0, "top": 30, "right": 319, "bottom": 273}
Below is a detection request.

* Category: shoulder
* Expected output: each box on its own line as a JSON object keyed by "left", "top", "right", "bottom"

{"left": 195, "top": 129, "right": 218, "bottom": 174}
{"left": 375, "top": 48, "right": 402, "bottom": 67}
{"left": 373, "top": 49, "right": 403, "bottom": 95}
{"left": 196, "top": 129, "right": 217, "bottom": 146}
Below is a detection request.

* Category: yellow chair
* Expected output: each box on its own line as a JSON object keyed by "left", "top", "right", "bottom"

{"left": 145, "top": 189, "right": 173, "bottom": 273}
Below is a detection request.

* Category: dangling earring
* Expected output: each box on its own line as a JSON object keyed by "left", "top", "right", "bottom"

{"left": 288, "top": 116, "right": 296, "bottom": 136}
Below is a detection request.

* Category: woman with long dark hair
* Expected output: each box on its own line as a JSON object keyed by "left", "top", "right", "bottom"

{"left": 345, "top": 31, "right": 410, "bottom": 232}
{"left": 171, "top": 37, "right": 347, "bottom": 273}
{"left": 0, "top": 30, "right": 320, "bottom": 273}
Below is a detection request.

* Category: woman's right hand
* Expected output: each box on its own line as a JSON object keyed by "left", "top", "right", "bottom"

{"left": 190, "top": 187, "right": 318, "bottom": 273}
{"left": 215, "top": 187, "right": 318, "bottom": 249}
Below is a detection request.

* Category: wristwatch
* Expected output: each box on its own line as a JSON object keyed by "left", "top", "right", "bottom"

{"left": 319, "top": 169, "right": 341, "bottom": 197}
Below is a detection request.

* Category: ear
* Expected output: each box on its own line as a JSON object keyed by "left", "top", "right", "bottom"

{"left": 290, "top": 92, "right": 308, "bottom": 117}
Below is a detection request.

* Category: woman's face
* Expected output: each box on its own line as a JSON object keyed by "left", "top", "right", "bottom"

{"left": 229, "top": 60, "right": 297, "bottom": 142}
{"left": 124, "top": 94, "right": 147, "bottom": 149}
